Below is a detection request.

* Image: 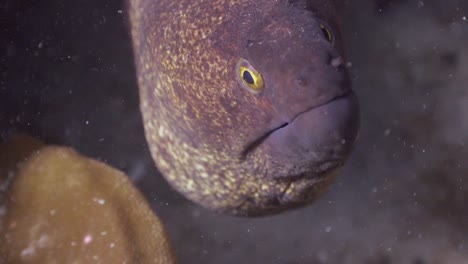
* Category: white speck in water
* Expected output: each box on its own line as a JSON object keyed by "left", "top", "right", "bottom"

{"left": 99, "top": 138, "right": 105, "bottom": 142}
{"left": 93, "top": 198, "right": 106, "bottom": 205}
{"left": 20, "top": 245, "right": 36, "bottom": 258}
{"left": 331, "top": 57, "right": 344, "bottom": 67}
{"left": 384, "top": 129, "right": 391, "bottom": 136}
{"left": 83, "top": 235, "right": 93, "bottom": 245}
{"left": 418, "top": 1, "right": 424, "bottom": 8}
{"left": 38, "top": 42, "right": 43, "bottom": 49}
{"left": 101, "top": 231, "right": 108, "bottom": 236}
{"left": 117, "top": 10, "right": 123, "bottom": 14}
{"left": 49, "top": 209, "right": 56, "bottom": 216}
{"left": 346, "top": 61, "right": 352, "bottom": 68}
{"left": 0, "top": 171, "right": 15, "bottom": 191}
{"left": 463, "top": 16, "right": 467, "bottom": 21}
{"left": 20, "top": 234, "right": 51, "bottom": 258}
{"left": 110, "top": 243, "right": 115, "bottom": 248}
{"left": 71, "top": 241, "right": 77, "bottom": 246}
{"left": 340, "top": 139, "right": 346, "bottom": 144}
{"left": 317, "top": 251, "right": 329, "bottom": 262}
{"left": 37, "top": 235, "right": 50, "bottom": 248}
{"left": 325, "top": 226, "right": 332, "bottom": 233}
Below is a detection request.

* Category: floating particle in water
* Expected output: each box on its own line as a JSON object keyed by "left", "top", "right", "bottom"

{"left": 20, "top": 245, "right": 36, "bottom": 259}
{"left": 93, "top": 197, "right": 106, "bottom": 205}
{"left": 83, "top": 235, "right": 93, "bottom": 245}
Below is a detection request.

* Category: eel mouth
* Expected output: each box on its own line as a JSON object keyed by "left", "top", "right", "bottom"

{"left": 241, "top": 90, "right": 356, "bottom": 160}
{"left": 231, "top": 91, "right": 359, "bottom": 216}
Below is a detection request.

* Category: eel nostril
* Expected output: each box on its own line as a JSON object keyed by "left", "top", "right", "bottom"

{"left": 331, "top": 56, "right": 344, "bottom": 68}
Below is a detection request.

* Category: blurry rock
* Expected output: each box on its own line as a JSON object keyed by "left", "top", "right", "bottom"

{"left": 0, "top": 135, "right": 176, "bottom": 264}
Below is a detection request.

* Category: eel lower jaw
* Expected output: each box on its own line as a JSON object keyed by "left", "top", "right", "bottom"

{"left": 230, "top": 168, "right": 340, "bottom": 216}
{"left": 276, "top": 167, "right": 341, "bottom": 206}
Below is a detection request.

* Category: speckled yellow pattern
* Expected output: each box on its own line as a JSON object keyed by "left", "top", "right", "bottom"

{"left": 128, "top": 0, "right": 349, "bottom": 215}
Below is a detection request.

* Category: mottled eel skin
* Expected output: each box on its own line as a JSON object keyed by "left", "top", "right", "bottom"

{"left": 129, "top": 0, "right": 360, "bottom": 216}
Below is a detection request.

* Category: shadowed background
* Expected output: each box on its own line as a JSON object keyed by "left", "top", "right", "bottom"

{"left": 1, "top": 0, "right": 467, "bottom": 263}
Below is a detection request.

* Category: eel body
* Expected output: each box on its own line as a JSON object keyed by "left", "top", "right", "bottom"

{"left": 129, "top": 0, "right": 360, "bottom": 215}
{"left": 0, "top": 136, "right": 176, "bottom": 264}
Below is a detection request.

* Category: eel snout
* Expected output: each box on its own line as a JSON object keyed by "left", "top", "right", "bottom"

{"left": 264, "top": 91, "right": 360, "bottom": 178}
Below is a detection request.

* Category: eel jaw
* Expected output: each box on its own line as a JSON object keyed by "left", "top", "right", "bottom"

{"left": 230, "top": 91, "right": 359, "bottom": 216}
{"left": 243, "top": 91, "right": 359, "bottom": 179}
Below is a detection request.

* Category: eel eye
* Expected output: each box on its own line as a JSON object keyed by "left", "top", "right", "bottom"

{"left": 320, "top": 24, "right": 333, "bottom": 43}
{"left": 236, "top": 58, "right": 265, "bottom": 94}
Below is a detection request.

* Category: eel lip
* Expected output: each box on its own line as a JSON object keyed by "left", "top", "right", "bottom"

{"left": 240, "top": 122, "right": 288, "bottom": 159}
{"left": 240, "top": 90, "right": 356, "bottom": 160}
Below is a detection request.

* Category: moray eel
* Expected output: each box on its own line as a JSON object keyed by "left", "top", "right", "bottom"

{"left": 0, "top": 136, "right": 176, "bottom": 264}
{"left": 129, "top": 0, "right": 360, "bottom": 216}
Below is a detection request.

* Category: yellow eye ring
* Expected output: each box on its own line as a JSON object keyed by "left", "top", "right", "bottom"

{"left": 320, "top": 24, "right": 333, "bottom": 43}
{"left": 235, "top": 58, "right": 265, "bottom": 94}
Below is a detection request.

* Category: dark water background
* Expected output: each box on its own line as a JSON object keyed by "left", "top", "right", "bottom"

{"left": 1, "top": 0, "right": 467, "bottom": 263}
